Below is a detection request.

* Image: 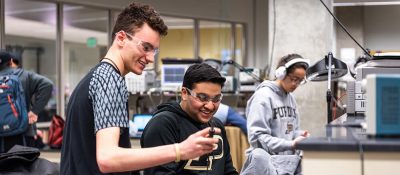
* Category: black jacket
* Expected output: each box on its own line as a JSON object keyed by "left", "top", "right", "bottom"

{"left": 140, "top": 101, "right": 238, "bottom": 175}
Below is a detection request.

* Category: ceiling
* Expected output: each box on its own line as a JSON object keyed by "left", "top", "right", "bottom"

{"left": 4, "top": 0, "right": 232, "bottom": 45}
{"left": 6, "top": 0, "right": 398, "bottom": 45}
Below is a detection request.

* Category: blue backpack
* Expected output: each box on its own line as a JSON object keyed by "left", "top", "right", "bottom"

{"left": 0, "top": 71, "right": 28, "bottom": 137}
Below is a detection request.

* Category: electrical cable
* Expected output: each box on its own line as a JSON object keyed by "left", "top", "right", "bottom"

{"left": 326, "top": 125, "right": 365, "bottom": 175}
{"left": 358, "top": 139, "right": 364, "bottom": 175}
{"left": 333, "top": 93, "right": 346, "bottom": 120}
{"left": 350, "top": 55, "right": 370, "bottom": 78}
{"left": 319, "top": 0, "right": 371, "bottom": 58}
{"left": 224, "top": 60, "right": 263, "bottom": 82}
{"left": 349, "top": 127, "right": 364, "bottom": 175}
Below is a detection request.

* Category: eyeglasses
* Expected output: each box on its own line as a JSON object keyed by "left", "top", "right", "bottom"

{"left": 122, "top": 31, "right": 159, "bottom": 56}
{"left": 287, "top": 74, "right": 306, "bottom": 85}
{"left": 185, "top": 87, "right": 223, "bottom": 104}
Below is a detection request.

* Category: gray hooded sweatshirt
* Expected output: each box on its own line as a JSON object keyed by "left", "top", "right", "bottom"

{"left": 246, "top": 80, "right": 304, "bottom": 155}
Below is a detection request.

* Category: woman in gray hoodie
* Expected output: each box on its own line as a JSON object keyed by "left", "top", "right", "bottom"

{"left": 241, "top": 54, "right": 310, "bottom": 175}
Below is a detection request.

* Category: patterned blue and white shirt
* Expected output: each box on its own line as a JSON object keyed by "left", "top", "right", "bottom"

{"left": 61, "top": 62, "right": 132, "bottom": 175}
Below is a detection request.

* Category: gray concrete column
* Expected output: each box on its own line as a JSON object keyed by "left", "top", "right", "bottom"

{"left": 266, "top": 0, "right": 334, "bottom": 136}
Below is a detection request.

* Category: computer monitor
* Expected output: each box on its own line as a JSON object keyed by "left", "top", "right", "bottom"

{"left": 161, "top": 64, "right": 189, "bottom": 90}
{"left": 160, "top": 58, "right": 201, "bottom": 91}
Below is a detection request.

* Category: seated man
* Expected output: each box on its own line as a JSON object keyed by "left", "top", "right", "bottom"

{"left": 140, "top": 63, "right": 239, "bottom": 175}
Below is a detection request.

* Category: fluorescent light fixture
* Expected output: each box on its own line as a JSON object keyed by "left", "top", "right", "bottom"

{"left": 6, "top": 16, "right": 108, "bottom": 46}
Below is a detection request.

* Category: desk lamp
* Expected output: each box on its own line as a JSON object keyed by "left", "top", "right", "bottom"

{"left": 306, "top": 52, "right": 348, "bottom": 124}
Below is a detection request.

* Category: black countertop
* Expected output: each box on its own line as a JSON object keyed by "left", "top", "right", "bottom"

{"left": 297, "top": 114, "right": 400, "bottom": 152}
{"left": 297, "top": 136, "right": 400, "bottom": 152}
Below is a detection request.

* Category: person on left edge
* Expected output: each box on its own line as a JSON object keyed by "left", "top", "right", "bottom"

{"left": 141, "top": 63, "right": 239, "bottom": 175}
{"left": 0, "top": 50, "right": 53, "bottom": 152}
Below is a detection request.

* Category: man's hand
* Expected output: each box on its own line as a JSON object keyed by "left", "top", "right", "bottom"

{"left": 177, "top": 127, "right": 220, "bottom": 160}
{"left": 28, "top": 111, "right": 38, "bottom": 124}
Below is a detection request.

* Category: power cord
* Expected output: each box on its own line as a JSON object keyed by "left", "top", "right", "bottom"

{"left": 319, "top": 0, "right": 371, "bottom": 57}
{"left": 332, "top": 93, "right": 347, "bottom": 120}
{"left": 357, "top": 139, "right": 364, "bottom": 175}
{"left": 318, "top": 0, "right": 369, "bottom": 171}
{"left": 326, "top": 124, "right": 365, "bottom": 175}
{"left": 350, "top": 127, "right": 364, "bottom": 175}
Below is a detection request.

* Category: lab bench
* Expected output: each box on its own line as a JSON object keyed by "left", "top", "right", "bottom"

{"left": 297, "top": 114, "right": 400, "bottom": 175}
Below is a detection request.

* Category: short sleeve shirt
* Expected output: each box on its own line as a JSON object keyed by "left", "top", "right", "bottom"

{"left": 90, "top": 63, "right": 129, "bottom": 132}
{"left": 61, "top": 62, "right": 132, "bottom": 175}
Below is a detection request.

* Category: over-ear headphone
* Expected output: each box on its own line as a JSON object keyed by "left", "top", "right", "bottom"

{"left": 275, "top": 58, "right": 310, "bottom": 80}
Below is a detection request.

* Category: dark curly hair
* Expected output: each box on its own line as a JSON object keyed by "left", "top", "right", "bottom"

{"left": 276, "top": 53, "right": 308, "bottom": 75}
{"left": 111, "top": 2, "right": 168, "bottom": 41}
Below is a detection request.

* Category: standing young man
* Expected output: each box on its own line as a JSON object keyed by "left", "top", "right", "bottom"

{"left": 140, "top": 63, "right": 239, "bottom": 175}
{"left": 0, "top": 50, "right": 53, "bottom": 152}
{"left": 241, "top": 54, "right": 310, "bottom": 175}
{"left": 61, "top": 3, "right": 219, "bottom": 175}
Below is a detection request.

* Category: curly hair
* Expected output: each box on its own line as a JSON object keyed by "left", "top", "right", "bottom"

{"left": 111, "top": 2, "right": 168, "bottom": 41}
{"left": 276, "top": 53, "right": 308, "bottom": 75}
